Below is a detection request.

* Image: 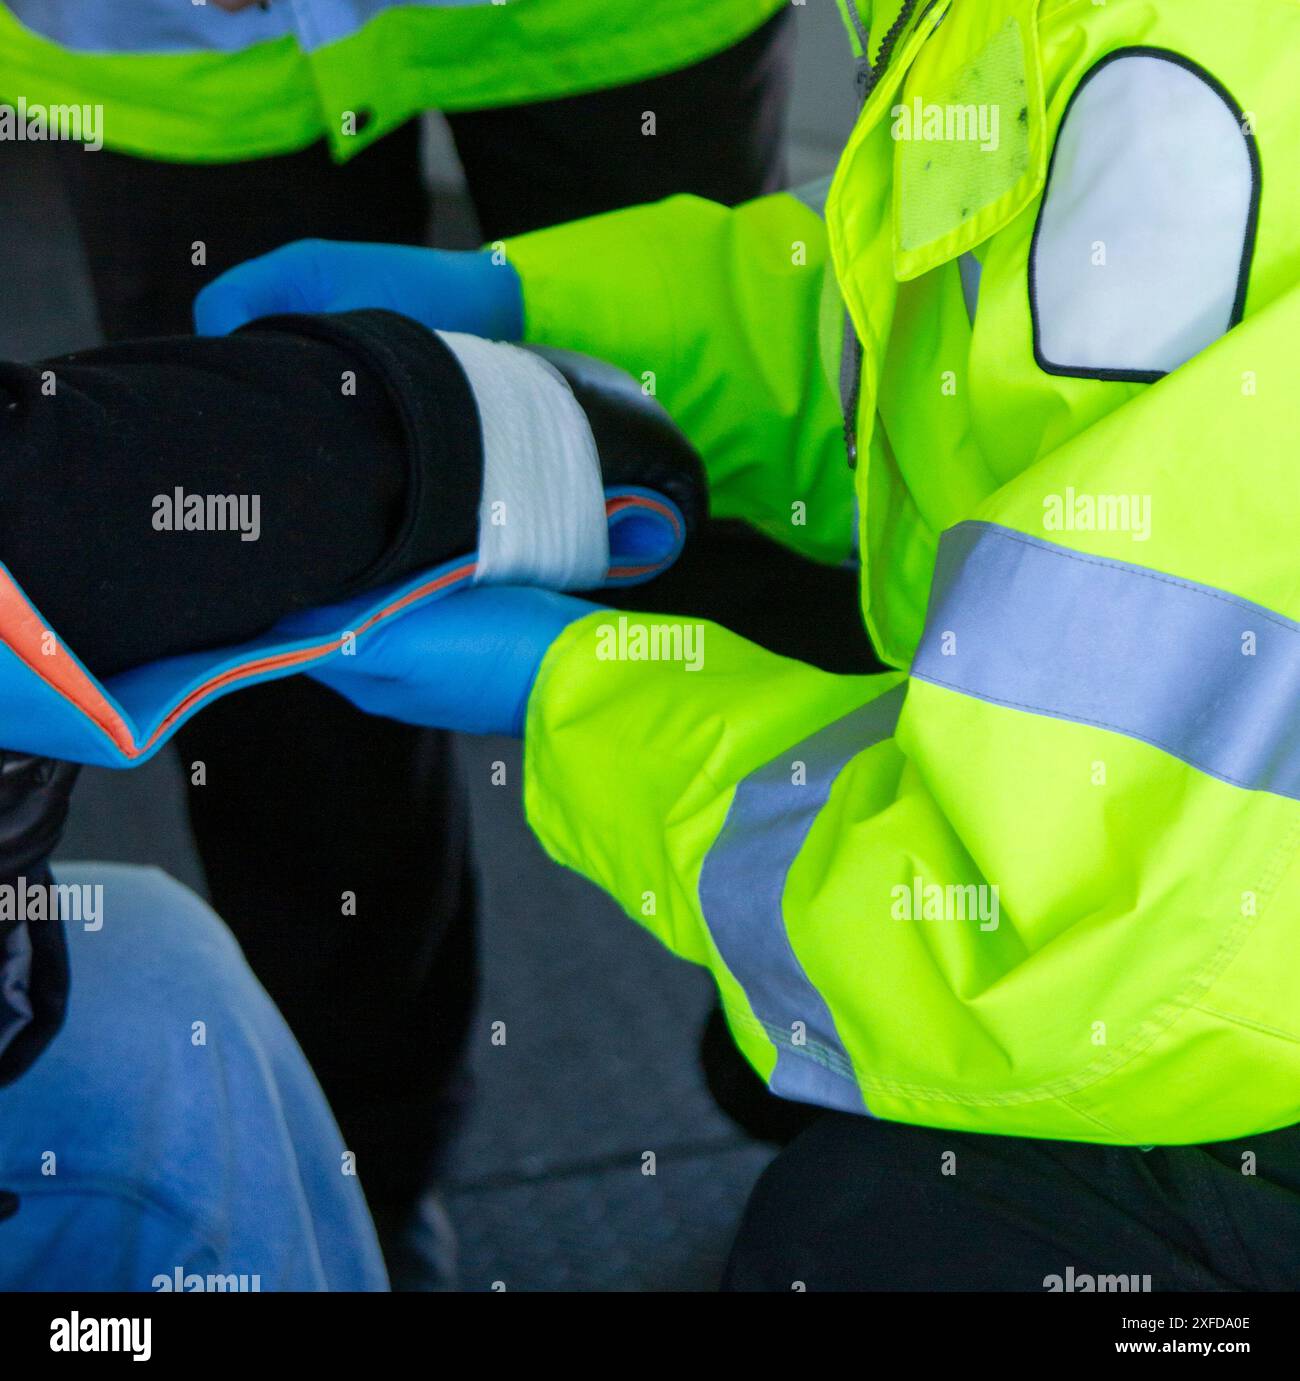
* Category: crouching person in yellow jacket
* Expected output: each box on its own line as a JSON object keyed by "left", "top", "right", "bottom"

{"left": 195, "top": 0, "right": 1300, "bottom": 1289}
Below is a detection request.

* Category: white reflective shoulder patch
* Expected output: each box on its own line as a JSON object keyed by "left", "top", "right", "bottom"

{"left": 1030, "top": 48, "right": 1258, "bottom": 381}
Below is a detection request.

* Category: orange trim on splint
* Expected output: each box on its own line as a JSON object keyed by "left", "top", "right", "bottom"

{"left": 604, "top": 493, "right": 683, "bottom": 581}
{"left": 0, "top": 492, "right": 680, "bottom": 760}
{"left": 0, "top": 568, "right": 138, "bottom": 756}
{"left": 141, "top": 560, "right": 479, "bottom": 753}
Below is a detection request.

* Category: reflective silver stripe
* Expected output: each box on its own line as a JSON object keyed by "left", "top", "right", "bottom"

{"left": 697, "top": 687, "right": 905, "bottom": 1112}
{"left": 914, "top": 521, "right": 1300, "bottom": 800}
{"left": 7, "top": 0, "right": 492, "bottom": 58}
{"left": 293, "top": 0, "right": 495, "bottom": 53}
{"left": 958, "top": 251, "right": 982, "bottom": 324}
{"left": 8, "top": 0, "right": 295, "bottom": 54}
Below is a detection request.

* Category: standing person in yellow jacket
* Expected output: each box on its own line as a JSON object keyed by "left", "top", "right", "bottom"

{"left": 0, "top": 0, "right": 800, "bottom": 1289}
{"left": 193, "top": 0, "right": 1300, "bottom": 1288}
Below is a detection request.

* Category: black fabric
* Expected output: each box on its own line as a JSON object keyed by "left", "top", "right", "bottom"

{"left": 0, "top": 756, "right": 80, "bottom": 881}
{"left": 698, "top": 1004, "right": 821, "bottom": 1147}
{"left": 725, "top": 1111, "right": 1300, "bottom": 1292}
{"left": 601, "top": 521, "right": 879, "bottom": 676}
{"left": 237, "top": 309, "right": 486, "bottom": 591}
{"left": 182, "top": 672, "right": 479, "bottom": 1197}
{"left": 0, "top": 309, "right": 482, "bottom": 679}
{"left": 49, "top": 7, "right": 797, "bottom": 1210}
{"left": 0, "top": 860, "right": 70, "bottom": 1089}
{"left": 0, "top": 759, "right": 78, "bottom": 1084}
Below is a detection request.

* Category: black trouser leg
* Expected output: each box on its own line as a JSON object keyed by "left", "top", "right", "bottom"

{"left": 181, "top": 678, "right": 478, "bottom": 1199}
{"left": 445, "top": 7, "right": 795, "bottom": 237}
{"left": 54, "top": 118, "right": 430, "bottom": 340}
{"left": 54, "top": 122, "right": 474, "bottom": 1207}
{"left": 725, "top": 1112, "right": 1300, "bottom": 1291}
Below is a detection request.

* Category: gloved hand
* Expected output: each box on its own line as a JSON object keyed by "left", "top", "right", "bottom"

{"left": 282, "top": 585, "right": 600, "bottom": 737}
{"left": 193, "top": 238, "right": 524, "bottom": 339}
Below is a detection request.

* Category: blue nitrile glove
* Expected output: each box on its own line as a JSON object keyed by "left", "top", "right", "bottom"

{"left": 286, "top": 585, "right": 600, "bottom": 737}
{"left": 193, "top": 238, "right": 524, "bottom": 339}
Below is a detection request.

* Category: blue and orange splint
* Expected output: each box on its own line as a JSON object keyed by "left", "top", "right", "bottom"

{"left": 0, "top": 486, "right": 682, "bottom": 768}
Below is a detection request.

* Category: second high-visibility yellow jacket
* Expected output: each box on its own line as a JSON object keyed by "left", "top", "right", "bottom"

{"left": 0, "top": 0, "right": 785, "bottom": 162}
{"left": 502, "top": 0, "right": 1300, "bottom": 1145}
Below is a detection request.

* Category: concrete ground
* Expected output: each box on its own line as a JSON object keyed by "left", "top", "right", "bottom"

{"left": 1, "top": 2, "right": 856, "bottom": 1291}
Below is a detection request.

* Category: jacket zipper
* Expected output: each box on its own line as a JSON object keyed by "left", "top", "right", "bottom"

{"left": 841, "top": 0, "right": 932, "bottom": 468}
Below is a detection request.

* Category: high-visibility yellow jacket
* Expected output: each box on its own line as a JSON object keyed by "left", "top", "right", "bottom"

{"left": 0, "top": 0, "right": 785, "bottom": 162}
{"left": 504, "top": 0, "right": 1300, "bottom": 1145}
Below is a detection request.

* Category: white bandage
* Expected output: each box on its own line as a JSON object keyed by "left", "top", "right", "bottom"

{"left": 437, "top": 331, "right": 609, "bottom": 590}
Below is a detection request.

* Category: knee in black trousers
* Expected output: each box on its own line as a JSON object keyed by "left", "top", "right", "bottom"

{"left": 725, "top": 1112, "right": 1300, "bottom": 1292}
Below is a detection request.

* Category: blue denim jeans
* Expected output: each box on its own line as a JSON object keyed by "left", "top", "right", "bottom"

{"left": 0, "top": 862, "right": 387, "bottom": 1291}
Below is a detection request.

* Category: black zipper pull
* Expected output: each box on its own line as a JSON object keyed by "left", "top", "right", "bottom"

{"left": 841, "top": 318, "right": 864, "bottom": 470}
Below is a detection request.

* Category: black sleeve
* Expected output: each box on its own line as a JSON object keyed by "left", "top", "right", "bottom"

{"left": 0, "top": 309, "right": 482, "bottom": 679}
